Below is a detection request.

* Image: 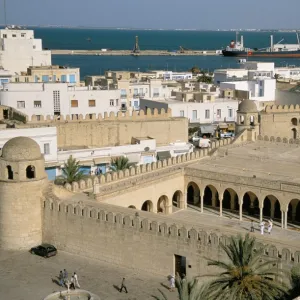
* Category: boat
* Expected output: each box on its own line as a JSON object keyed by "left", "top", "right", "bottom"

{"left": 222, "top": 32, "right": 300, "bottom": 58}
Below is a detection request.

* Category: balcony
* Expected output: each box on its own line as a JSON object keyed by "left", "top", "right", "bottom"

{"left": 133, "top": 93, "right": 146, "bottom": 98}
{"left": 120, "top": 94, "right": 127, "bottom": 99}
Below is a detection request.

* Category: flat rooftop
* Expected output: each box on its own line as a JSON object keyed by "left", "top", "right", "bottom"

{"left": 187, "top": 141, "right": 300, "bottom": 183}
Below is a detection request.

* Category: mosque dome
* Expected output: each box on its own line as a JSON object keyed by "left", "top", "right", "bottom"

{"left": 1, "top": 137, "right": 42, "bottom": 161}
{"left": 238, "top": 100, "right": 258, "bottom": 113}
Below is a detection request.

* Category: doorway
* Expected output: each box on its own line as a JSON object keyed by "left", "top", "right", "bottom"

{"left": 174, "top": 254, "right": 186, "bottom": 277}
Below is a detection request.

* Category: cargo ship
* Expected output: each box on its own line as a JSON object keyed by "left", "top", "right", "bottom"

{"left": 222, "top": 32, "right": 300, "bottom": 58}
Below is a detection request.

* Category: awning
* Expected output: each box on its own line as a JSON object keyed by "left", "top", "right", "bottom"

{"left": 93, "top": 157, "right": 111, "bottom": 164}
{"left": 79, "top": 160, "right": 94, "bottom": 166}
{"left": 157, "top": 151, "right": 171, "bottom": 160}
{"left": 218, "top": 123, "right": 228, "bottom": 129}
{"left": 200, "top": 125, "right": 215, "bottom": 134}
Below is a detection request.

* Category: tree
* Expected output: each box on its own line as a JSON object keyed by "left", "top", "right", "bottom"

{"left": 110, "top": 156, "right": 130, "bottom": 171}
{"left": 288, "top": 265, "right": 300, "bottom": 299}
{"left": 62, "top": 155, "right": 86, "bottom": 184}
{"left": 202, "top": 234, "right": 288, "bottom": 300}
{"left": 197, "top": 71, "right": 213, "bottom": 84}
{"left": 189, "top": 66, "right": 201, "bottom": 75}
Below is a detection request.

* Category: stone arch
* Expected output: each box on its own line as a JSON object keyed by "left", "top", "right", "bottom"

{"left": 263, "top": 195, "right": 281, "bottom": 220}
{"left": 157, "top": 195, "right": 169, "bottom": 214}
{"left": 204, "top": 184, "right": 219, "bottom": 207}
{"left": 249, "top": 115, "right": 255, "bottom": 126}
{"left": 223, "top": 188, "right": 239, "bottom": 211}
{"left": 186, "top": 181, "right": 200, "bottom": 205}
{"left": 291, "top": 117, "right": 298, "bottom": 126}
{"left": 128, "top": 205, "right": 136, "bottom": 209}
{"left": 141, "top": 200, "right": 153, "bottom": 212}
{"left": 292, "top": 128, "right": 297, "bottom": 139}
{"left": 287, "top": 199, "right": 300, "bottom": 223}
{"left": 26, "top": 165, "right": 36, "bottom": 179}
{"left": 6, "top": 165, "right": 13, "bottom": 180}
{"left": 172, "top": 190, "right": 184, "bottom": 209}
{"left": 242, "top": 191, "right": 259, "bottom": 216}
{"left": 239, "top": 115, "right": 245, "bottom": 125}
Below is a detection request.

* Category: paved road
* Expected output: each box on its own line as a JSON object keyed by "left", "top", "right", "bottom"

{"left": 0, "top": 250, "right": 178, "bottom": 300}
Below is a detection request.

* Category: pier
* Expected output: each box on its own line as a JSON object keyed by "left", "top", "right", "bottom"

{"left": 51, "top": 49, "right": 220, "bottom": 56}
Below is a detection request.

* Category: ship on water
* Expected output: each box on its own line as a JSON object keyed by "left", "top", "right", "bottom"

{"left": 222, "top": 32, "right": 300, "bottom": 58}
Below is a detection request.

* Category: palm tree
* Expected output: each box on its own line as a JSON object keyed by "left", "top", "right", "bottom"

{"left": 288, "top": 265, "right": 300, "bottom": 299}
{"left": 110, "top": 156, "right": 130, "bottom": 171}
{"left": 189, "top": 66, "right": 201, "bottom": 75}
{"left": 202, "top": 234, "right": 288, "bottom": 300}
{"left": 62, "top": 155, "right": 86, "bottom": 184}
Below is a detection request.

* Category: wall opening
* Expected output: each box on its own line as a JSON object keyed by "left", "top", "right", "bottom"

{"left": 172, "top": 190, "right": 184, "bottom": 208}
{"left": 157, "top": 195, "right": 169, "bottom": 214}
{"left": 174, "top": 254, "right": 186, "bottom": 277}
{"left": 128, "top": 205, "right": 136, "bottom": 209}
{"left": 141, "top": 200, "right": 153, "bottom": 212}
{"left": 6, "top": 165, "right": 13, "bottom": 180}
{"left": 187, "top": 182, "right": 200, "bottom": 205}
{"left": 292, "top": 128, "right": 297, "bottom": 139}
{"left": 250, "top": 115, "right": 255, "bottom": 126}
{"left": 26, "top": 165, "right": 36, "bottom": 179}
{"left": 291, "top": 118, "right": 298, "bottom": 126}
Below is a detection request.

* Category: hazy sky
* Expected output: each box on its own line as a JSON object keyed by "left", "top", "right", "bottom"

{"left": 1, "top": 0, "right": 300, "bottom": 29}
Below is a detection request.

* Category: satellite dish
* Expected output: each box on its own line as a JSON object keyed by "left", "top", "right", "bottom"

{"left": 144, "top": 147, "right": 150, "bottom": 151}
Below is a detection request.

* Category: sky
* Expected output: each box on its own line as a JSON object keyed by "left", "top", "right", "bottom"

{"left": 1, "top": 0, "right": 300, "bottom": 30}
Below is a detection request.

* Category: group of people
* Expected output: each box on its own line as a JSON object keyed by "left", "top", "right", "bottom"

{"left": 58, "top": 269, "right": 80, "bottom": 290}
{"left": 250, "top": 219, "right": 273, "bottom": 235}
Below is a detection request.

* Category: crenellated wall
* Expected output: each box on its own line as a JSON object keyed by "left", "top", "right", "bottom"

{"left": 23, "top": 108, "right": 188, "bottom": 148}
{"left": 43, "top": 198, "right": 300, "bottom": 277}
{"left": 256, "top": 134, "right": 300, "bottom": 144}
{"left": 64, "top": 138, "right": 235, "bottom": 194}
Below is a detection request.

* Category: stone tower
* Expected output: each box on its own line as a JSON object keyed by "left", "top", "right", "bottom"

{"left": 236, "top": 99, "right": 259, "bottom": 138}
{"left": 0, "top": 137, "right": 47, "bottom": 250}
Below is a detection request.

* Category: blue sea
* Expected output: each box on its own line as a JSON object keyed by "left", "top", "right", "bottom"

{"left": 32, "top": 28, "right": 300, "bottom": 79}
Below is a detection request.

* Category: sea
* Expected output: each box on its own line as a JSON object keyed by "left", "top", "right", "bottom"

{"left": 32, "top": 27, "right": 300, "bottom": 80}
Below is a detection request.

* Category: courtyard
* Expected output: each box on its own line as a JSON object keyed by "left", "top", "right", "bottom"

{"left": 0, "top": 250, "right": 178, "bottom": 300}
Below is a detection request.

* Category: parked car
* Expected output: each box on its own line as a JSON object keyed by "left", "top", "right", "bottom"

{"left": 30, "top": 243, "right": 57, "bottom": 258}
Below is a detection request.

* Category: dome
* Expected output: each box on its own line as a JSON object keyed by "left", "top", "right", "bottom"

{"left": 238, "top": 100, "right": 258, "bottom": 113}
{"left": 1, "top": 137, "right": 42, "bottom": 161}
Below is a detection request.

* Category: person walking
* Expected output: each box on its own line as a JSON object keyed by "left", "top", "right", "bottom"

{"left": 250, "top": 220, "right": 255, "bottom": 232}
{"left": 169, "top": 275, "right": 175, "bottom": 292}
{"left": 59, "top": 270, "right": 64, "bottom": 287}
{"left": 119, "top": 277, "right": 128, "bottom": 293}
{"left": 63, "top": 269, "right": 68, "bottom": 280}
{"left": 70, "top": 276, "right": 76, "bottom": 290}
{"left": 260, "top": 221, "right": 265, "bottom": 235}
{"left": 74, "top": 272, "right": 80, "bottom": 288}
{"left": 268, "top": 219, "right": 273, "bottom": 234}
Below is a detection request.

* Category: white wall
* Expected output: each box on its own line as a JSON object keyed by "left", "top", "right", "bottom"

{"left": 275, "top": 68, "right": 300, "bottom": 80}
{"left": 0, "top": 127, "right": 57, "bottom": 162}
{"left": 214, "top": 69, "right": 248, "bottom": 84}
{"left": 0, "top": 83, "right": 121, "bottom": 118}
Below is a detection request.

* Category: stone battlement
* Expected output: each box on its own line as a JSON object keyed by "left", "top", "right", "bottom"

{"left": 64, "top": 138, "right": 235, "bottom": 193}
{"left": 43, "top": 198, "right": 300, "bottom": 267}
{"left": 28, "top": 108, "right": 173, "bottom": 123}
{"left": 257, "top": 134, "right": 300, "bottom": 144}
{"left": 265, "top": 104, "right": 300, "bottom": 114}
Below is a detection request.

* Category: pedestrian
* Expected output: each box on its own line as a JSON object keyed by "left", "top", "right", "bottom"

{"left": 169, "top": 275, "right": 175, "bottom": 292}
{"left": 268, "top": 219, "right": 273, "bottom": 234}
{"left": 59, "top": 270, "right": 64, "bottom": 287}
{"left": 260, "top": 221, "right": 265, "bottom": 235}
{"left": 74, "top": 272, "right": 80, "bottom": 288}
{"left": 119, "top": 277, "right": 128, "bottom": 293}
{"left": 250, "top": 220, "right": 255, "bottom": 232}
{"left": 63, "top": 269, "right": 68, "bottom": 280}
{"left": 70, "top": 276, "right": 76, "bottom": 290}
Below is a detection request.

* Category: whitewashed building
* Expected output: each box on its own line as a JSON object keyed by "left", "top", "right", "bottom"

{"left": 0, "top": 26, "right": 51, "bottom": 74}
{"left": 140, "top": 98, "right": 238, "bottom": 124}
{"left": 0, "top": 69, "right": 12, "bottom": 88}
{"left": 275, "top": 66, "right": 300, "bottom": 81}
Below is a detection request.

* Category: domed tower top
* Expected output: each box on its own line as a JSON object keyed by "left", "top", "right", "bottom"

{"left": 236, "top": 100, "right": 259, "bottom": 135}
{"left": 0, "top": 136, "right": 46, "bottom": 181}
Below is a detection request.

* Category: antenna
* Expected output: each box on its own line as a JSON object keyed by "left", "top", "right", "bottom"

{"left": 4, "top": 0, "right": 7, "bottom": 26}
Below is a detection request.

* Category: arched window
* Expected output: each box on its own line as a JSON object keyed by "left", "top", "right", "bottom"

{"left": 239, "top": 115, "right": 244, "bottom": 125}
{"left": 6, "top": 165, "right": 13, "bottom": 180}
{"left": 250, "top": 115, "right": 255, "bottom": 126}
{"left": 292, "top": 128, "right": 297, "bottom": 139}
{"left": 291, "top": 118, "right": 298, "bottom": 126}
{"left": 26, "top": 165, "right": 36, "bottom": 179}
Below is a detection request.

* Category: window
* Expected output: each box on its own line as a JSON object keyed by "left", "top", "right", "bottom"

{"left": 34, "top": 101, "right": 42, "bottom": 108}
{"left": 7, "top": 165, "right": 13, "bottom": 180}
{"left": 153, "top": 88, "right": 159, "bottom": 97}
{"left": 205, "top": 109, "right": 210, "bottom": 119}
{"left": 42, "top": 75, "right": 49, "bottom": 82}
{"left": 133, "top": 100, "right": 139, "bottom": 107}
{"left": 44, "top": 143, "right": 50, "bottom": 155}
{"left": 192, "top": 110, "right": 197, "bottom": 120}
{"left": 228, "top": 108, "right": 233, "bottom": 118}
{"left": 217, "top": 109, "right": 222, "bottom": 118}
{"left": 12, "top": 34, "right": 16, "bottom": 37}
{"left": 17, "top": 101, "right": 25, "bottom": 108}
{"left": 25, "top": 77, "right": 29, "bottom": 83}
{"left": 110, "top": 99, "right": 114, "bottom": 106}
{"left": 33, "top": 45, "right": 36, "bottom": 49}
{"left": 71, "top": 100, "right": 78, "bottom": 107}
{"left": 134, "top": 88, "right": 138, "bottom": 96}
{"left": 3, "top": 34, "right": 7, "bottom": 38}
{"left": 26, "top": 165, "right": 35, "bottom": 179}
{"left": 53, "top": 91, "right": 60, "bottom": 113}
{"left": 36, "top": 115, "right": 41, "bottom": 121}
{"left": 88, "top": 99, "right": 96, "bottom": 107}
{"left": 180, "top": 110, "right": 184, "bottom": 117}
{"left": 116, "top": 99, "right": 119, "bottom": 106}
{"left": 15, "top": 77, "right": 19, "bottom": 82}
{"left": 21, "top": 33, "right": 25, "bottom": 37}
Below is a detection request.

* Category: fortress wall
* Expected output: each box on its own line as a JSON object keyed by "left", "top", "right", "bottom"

{"left": 25, "top": 109, "right": 188, "bottom": 148}
{"left": 66, "top": 138, "right": 235, "bottom": 193}
{"left": 43, "top": 199, "right": 299, "bottom": 277}
{"left": 257, "top": 134, "right": 300, "bottom": 145}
